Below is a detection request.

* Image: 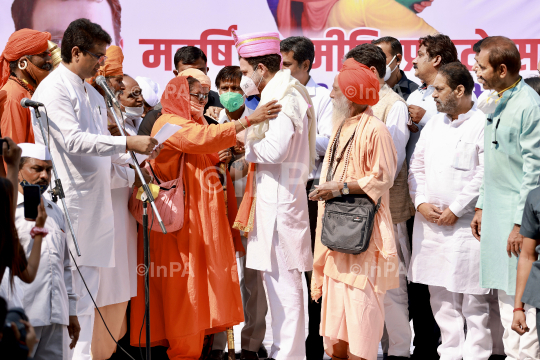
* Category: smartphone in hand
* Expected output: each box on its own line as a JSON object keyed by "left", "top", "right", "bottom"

{"left": 23, "top": 185, "right": 41, "bottom": 221}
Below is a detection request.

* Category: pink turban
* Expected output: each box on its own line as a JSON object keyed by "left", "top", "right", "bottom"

{"left": 232, "top": 30, "right": 281, "bottom": 58}
{"left": 178, "top": 68, "right": 211, "bottom": 88}
{"left": 338, "top": 58, "right": 379, "bottom": 106}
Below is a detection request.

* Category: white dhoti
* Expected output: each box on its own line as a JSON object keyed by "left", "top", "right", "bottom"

{"left": 382, "top": 221, "right": 411, "bottom": 357}
{"left": 70, "top": 265, "right": 100, "bottom": 360}
{"left": 32, "top": 323, "right": 69, "bottom": 360}
{"left": 429, "top": 285, "right": 492, "bottom": 360}
{"left": 498, "top": 290, "right": 540, "bottom": 360}
{"left": 262, "top": 231, "right": 306, "bottom": 360}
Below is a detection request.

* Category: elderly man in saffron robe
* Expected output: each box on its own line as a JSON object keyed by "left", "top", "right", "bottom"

{"left": 310, "top": 58, "right": 399, "bottom": 360}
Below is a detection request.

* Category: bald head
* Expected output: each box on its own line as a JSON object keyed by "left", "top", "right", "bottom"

{"left": 119, "top": 74, "right": 143, "bottom": 108}
{"left": 480, "top": 36, "right": 521, "bottom": 76}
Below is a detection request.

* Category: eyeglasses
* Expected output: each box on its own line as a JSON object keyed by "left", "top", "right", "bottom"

{"left": 190, "top": 93, "right": 209, "bottom": 101}
{"left": 83, "top": 49, "right": 107, "bottom": 65}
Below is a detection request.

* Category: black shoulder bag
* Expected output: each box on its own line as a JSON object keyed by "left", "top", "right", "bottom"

{"left": 320, "top": 122, "right": 381, "bottom": 255}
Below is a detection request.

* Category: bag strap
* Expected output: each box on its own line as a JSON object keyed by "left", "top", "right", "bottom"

{"left": 146, "top": 153, "right": 185, "bottom": 186}
{"left": 374, "top": 197, "right": 381, "bottom": 212}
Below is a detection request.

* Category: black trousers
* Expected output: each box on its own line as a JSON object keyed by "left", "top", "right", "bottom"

{"left": 305, "top": 179, "right": 325, "bottom": 359}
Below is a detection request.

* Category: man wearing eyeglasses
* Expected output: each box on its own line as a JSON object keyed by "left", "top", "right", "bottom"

{"left": 30, "top": 18, "right": 159, "bottom": 360}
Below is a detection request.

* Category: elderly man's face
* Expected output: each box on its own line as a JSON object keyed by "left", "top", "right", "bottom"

{"left": 119, "top": 76, "right": 143, "bottom": 108}
{"left": 32, "top": 0, "right": 117, "bottom": 46}
{"left": 18, "top": 158, "right": 53, "bottom": 188}
{"left": 107, "top": 75, "right": 125, "bottom": 95}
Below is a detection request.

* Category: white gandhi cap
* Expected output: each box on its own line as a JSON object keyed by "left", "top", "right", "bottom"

{"left": 19, "top": 143, "right": 52, "bottom": 161}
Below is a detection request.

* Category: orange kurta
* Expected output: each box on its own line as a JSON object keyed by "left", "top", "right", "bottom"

{"left": 0, "top": 78, "right": 34, "bottom": 144}
{"left": 130, "top": 77, "right": 243, "bottom": 349}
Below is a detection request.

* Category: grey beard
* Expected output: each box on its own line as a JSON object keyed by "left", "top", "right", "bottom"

{"left": 435, "top": 93, "right": 458, "bottom": 114}
{"left": 332, "top": 94, "right": 352, "bottom": 129}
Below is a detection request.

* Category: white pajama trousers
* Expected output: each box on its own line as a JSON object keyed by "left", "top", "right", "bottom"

{"left": 70, "top": 265, "right": 100, "bottom": 360}
{"left": 498, "top": 289, "right": 540, "bottom": 360}
{"left": 429, "top": 285, "right": 492, "bottom": 360}
{"left": 382, "top": 222, "right": 412, "bottom": 357}
{"left": 261, "top": 231, "right": 306, "bottom": 360}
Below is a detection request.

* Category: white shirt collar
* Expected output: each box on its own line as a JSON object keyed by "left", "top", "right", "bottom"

{"left": 58, "top": 63, "right": 86, "bottom": 87}
{"left": 218, "top": 105, "right": 252, "bottom": 124}
{"left": 444, "top": 102, "right": 478, "bottom": 127}
{"left": 305, "top": 76, "right": 318, "bottom": 97}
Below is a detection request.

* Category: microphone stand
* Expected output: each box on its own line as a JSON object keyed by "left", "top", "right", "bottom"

{"left": 104, "top": 95, "right": 166, "bottom": 360}
{"left": 33, "top": 107, "right": 82, "bottom": 256}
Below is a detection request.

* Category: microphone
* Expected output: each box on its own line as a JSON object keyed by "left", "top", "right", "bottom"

{"left": 21, "top": 98, "right": 44, "bottom": 108}
{"left": 95, "top": 75, "right": 121, "bottom": 107}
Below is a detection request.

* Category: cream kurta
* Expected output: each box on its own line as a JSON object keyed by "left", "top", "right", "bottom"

{"left": 408, "top": 105, "right": 487, "bottom": 295}
{"left": 245, "top": 110, "right": 313, "bottom": 273}
{"left": 31, "top": 64, "right": 131, "bottom": 268}
{"left": 312, "top": 108, "right": 399, "bottom": 299}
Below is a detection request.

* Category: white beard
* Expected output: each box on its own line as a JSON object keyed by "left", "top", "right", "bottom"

{"left": 331, "top": 94, "right": 352, "bottom": 129}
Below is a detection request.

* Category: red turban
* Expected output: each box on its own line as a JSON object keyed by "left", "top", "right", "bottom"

{"left": 161, "top": 76, "right": 191, "bottom": 118}
{"left": 337, "top": 58, "right": 379, "bottom": 106}
{"left": 0, "top": 29, "right": 51, "bottom": 87}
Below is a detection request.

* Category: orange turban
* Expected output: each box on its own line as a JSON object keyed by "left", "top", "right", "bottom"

{"left": 0, "top": 29, "right": 51, "bottom": 87}
{"left": 178, "top": 68, "right": 211, "bottom": 88}
{"left": 337, "top": 58, "right": 379, "bottom": 106}
{"left": 98, "top": 45, "right": 124, "bottom": 77}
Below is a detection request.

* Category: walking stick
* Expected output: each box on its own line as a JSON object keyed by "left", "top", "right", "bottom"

{"left": 220, "top": 162, "right": 236, "bottom": 360}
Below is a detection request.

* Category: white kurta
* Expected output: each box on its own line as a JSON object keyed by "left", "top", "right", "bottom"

{"left": 408, "top": 104, "right": 488, "bottom": 295}
{"left": 386, "top": 101, "right": 410, "bottom": 178}
{"left": 31, "top": 64, "right": 130, "bottom": 268}
{"left": 306, "top": 76, "right": 333, "bottom": 180}
{"left": 15, "top": 193, "right": 78, "bottom": 327}
{"left": 245, "top": 110, "right": 313, "bottom": 272}
{"left": 95, "top": 114, "right": 139, "bottom": 307}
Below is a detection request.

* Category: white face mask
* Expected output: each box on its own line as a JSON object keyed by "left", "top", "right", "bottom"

{"left": 240, "top": 69, "right": 263, "bottom": 97}
{"left": 384, "top": 55, "right": 398, "bottom": 82}
{"left": 124, "top": 105, "right": 144, "bottom": 119}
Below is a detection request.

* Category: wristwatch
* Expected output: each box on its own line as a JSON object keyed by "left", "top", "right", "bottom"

{"left": 341, "top": 182, "right": 350, "bottom": 195}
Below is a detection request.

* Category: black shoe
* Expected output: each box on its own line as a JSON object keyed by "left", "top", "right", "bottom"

{"left": 257, "top": 345, "right": 268, "bottom": 359}
{"left": 240, "top": 349, "right": 259, "bottom": 360}
{"left": 489, "top": 356, "right": 507, "bottom": 360}
{"left": 387, "top": 356, "right": 411, "bottom": 360}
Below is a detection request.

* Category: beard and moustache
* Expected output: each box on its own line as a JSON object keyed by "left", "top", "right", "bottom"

{"left": 23, "top": 58, "right": 52, "bottom": 86}
{"left": 331, "top": 94, "right": 353, "bottom": 129}
{"left": 435, "top": 92, "right": 458, "bottom": 114}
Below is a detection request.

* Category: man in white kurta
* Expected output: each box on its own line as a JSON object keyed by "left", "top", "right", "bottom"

{"left": 408, "top": 63, "right": 491, "bottom": 360}
{"left": 235, "top": 30, "right": 316, "bottom": 360}
{"left": 16, "top": 143, "right": 79, "bottom": 360}
{"left": 30, "top": 19, "right": 157, "bottom": 360}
